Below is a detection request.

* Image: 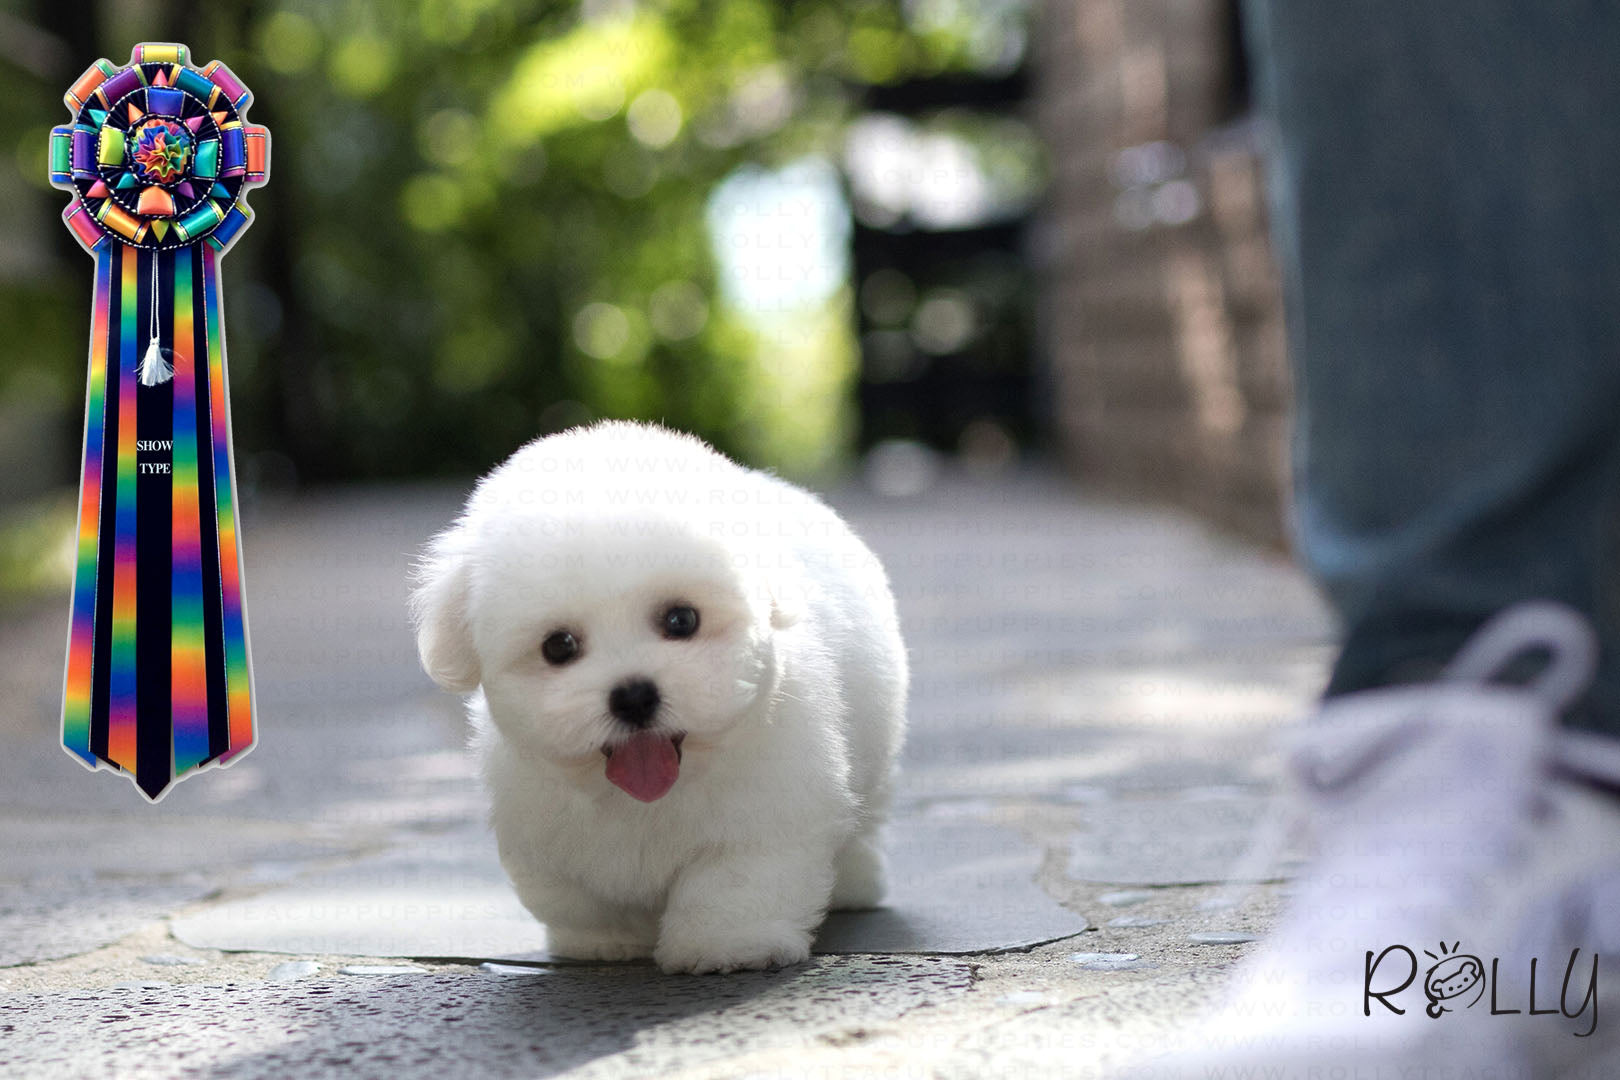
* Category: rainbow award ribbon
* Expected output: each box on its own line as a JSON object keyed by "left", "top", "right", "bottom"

{"left": 49, "top": 43, "right": 268, "bottom": 801}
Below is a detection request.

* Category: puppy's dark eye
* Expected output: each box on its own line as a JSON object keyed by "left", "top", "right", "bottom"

{"left": 661, "top": 605, "right": 700, "bottom": 639}
{"left": 541, "top": 630, "right": 580, "bottom": 665}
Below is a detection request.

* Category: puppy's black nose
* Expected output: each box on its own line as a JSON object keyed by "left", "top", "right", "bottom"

{"left": 608, "top": 677, "right": 661, "bottom": 727}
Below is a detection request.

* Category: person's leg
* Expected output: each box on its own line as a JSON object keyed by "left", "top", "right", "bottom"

{"left": 1122, "top": 9, "right": 1620, "bottom": 1074}
{"left": 1243, "top": 0, "right": 1620, "bottom": 733}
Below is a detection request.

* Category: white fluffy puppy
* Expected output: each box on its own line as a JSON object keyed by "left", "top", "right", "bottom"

{"left": 411, "top": 421, "right": 907, "bottom": 974}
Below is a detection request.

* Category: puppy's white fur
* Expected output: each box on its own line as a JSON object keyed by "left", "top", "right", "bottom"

{"left": 412, "top": 421, "right": 907, "bottom": 974}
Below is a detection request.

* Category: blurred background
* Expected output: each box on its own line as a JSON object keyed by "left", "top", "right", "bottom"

{"left": 0, "top": 2, "right": 1354, "bottom": 1057}
{"left": 0, "top": 0, "right": 1289, "bottom": 606}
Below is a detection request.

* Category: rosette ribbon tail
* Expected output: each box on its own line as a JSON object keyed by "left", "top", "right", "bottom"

{"left": 54, "top": 43, "right": 265, "bottom": 801}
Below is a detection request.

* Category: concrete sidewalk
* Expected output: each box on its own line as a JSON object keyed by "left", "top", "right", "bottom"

{"left": 0, "top": 470, "right": 1333, "bottom": 1079}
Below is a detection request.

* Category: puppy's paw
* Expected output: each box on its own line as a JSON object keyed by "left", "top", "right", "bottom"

{"left": 546, "top": 926, "right": 655, "bottom": 963}
{"left": 655, "top": 922, "right": 811, "bottom": 975}
{"left": 830, "top": 834, "right": 887, "bottom": 911}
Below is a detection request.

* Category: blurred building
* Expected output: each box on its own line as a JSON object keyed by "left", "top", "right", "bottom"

{"left": 1032, "top": 0, "right": 1291, "bottom": 547}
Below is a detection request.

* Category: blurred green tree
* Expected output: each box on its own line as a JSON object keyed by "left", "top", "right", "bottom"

{"left": 2, "top": 0, "right": 1021, "bottom": 489}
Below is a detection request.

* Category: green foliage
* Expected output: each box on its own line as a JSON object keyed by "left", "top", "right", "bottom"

{"left": 6, "top": 0, "right": 1013, "bottom": 484}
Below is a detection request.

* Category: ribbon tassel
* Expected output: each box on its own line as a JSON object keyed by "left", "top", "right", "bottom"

{"left": 138, "top": 340, "right": 171, "bottom": 386}
{"left": 138, "top": 250, "right": 172, "bottom": 386}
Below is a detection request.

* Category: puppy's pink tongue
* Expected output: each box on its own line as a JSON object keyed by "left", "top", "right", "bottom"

{"left": 604, "top": 732, "right": 680, "bottom": 802}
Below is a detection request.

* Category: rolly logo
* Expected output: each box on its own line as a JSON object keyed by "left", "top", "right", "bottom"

{"left": 1365, "top": 941, "right": 1599, "bottom": 1037}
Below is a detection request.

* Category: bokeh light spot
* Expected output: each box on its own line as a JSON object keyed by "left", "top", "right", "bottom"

{"left": 573, "top": 302, "right": 631, "bottom": 360}
{"left": 330, "top": 36, "right": 396, "bottom": 98}
{"left": 648, "top": 281, "right": 709, "bottom": 340}
{"left": 400, "top": 174, "right": 464, "bottom": 232}
{"left": 627, "top": 89, "right": 683, "bottom": 148}
{"left": 257, "top": 11, "right": 321, "bottom": 76}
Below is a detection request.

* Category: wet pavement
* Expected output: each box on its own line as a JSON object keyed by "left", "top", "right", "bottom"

{"left": 0, "top": 470, "right": 1333, "bottom": 1078}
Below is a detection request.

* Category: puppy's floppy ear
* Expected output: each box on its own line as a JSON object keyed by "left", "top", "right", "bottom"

{"left": 410, "top": 523, "right": 481, "bottom": 693}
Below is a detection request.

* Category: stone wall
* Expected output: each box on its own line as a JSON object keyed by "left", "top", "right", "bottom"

{"left": 1030, "top": 0, "right": 1292, "bottom": 548}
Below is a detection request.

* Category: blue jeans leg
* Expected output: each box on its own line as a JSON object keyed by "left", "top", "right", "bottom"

{"left": 1241, "top": 0, "right": 1620, "bottom": 731}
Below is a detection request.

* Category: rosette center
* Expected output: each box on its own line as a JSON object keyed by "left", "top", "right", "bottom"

{"left": 131, "top": 118, "right": 192, "bottom": 185}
